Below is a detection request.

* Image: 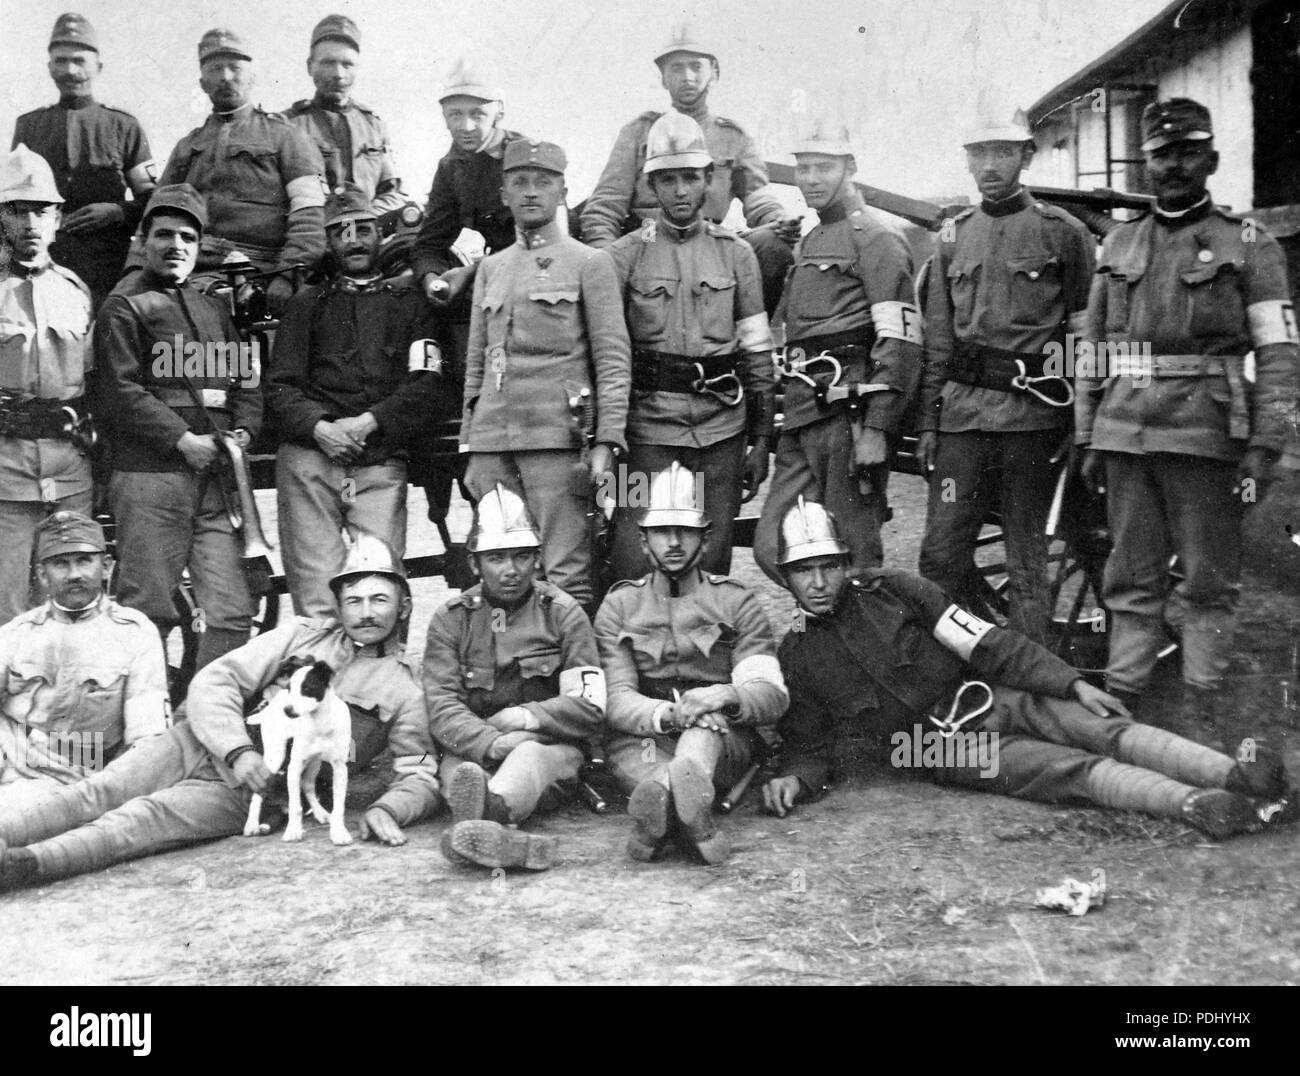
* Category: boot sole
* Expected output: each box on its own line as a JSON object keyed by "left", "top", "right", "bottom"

{"left": 448, "top": 763, "right": 489, "bottom": 825}
{"left": 1183, "top": 789, "right": 1261, "bottom": 840}
{"left": 449, "top": 820, "right": 557, "bottom": 871}
{"left": 626, "top": 780, "right": 670, "bottom": 862}
{"left": 440, "top": 827, "right": 475, "bottom": 867}
{"left": 669, "top": 758, "right": 729, "bottom": 862}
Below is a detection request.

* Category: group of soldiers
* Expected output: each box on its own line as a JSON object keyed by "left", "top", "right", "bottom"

{"left": 1, "top": 13, "right": 1298, "bottom": 892}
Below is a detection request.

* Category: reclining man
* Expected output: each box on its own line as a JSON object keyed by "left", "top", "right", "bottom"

{"left": 761, "top": 498, "right": 1296, "bottom": 839}
{"left": 595, "top": 462, "right": 788, "bottom": 864}
{"left": 424, "top": 485, "right": 605, "bottom": 872}
{"left": 0, "top": 512, "right": 168, "bottom": 809}
{"left": 0, "top": 535, "right": 440, "bottom": 892}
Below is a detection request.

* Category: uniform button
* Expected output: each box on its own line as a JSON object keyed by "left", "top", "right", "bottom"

{"left": 465, "top": 670, "right": 474, "bottom": 680}
{"left": 1028, "top": 271, "right": 1040, "bottom": 280}
{"left": 1198, "top": 249, "right": 1213, "bottom": 262}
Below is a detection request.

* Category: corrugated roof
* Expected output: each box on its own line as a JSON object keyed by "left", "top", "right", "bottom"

{"left": 1028, "top": 0, "right": 1266, "bottom": 127}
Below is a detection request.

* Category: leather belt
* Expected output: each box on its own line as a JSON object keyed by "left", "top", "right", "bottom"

{"left": 631, "top": 349, "right": 744, "bottom": 406}
{"left": 949, "top": 340, "right": 1074, "bottom": 407}
{"left": 0, "top": 394, "right": 89, "bottom": 441}
{"left": 154, "top": 387, "right": 230, "bottom": 409}
{"left": 1148, "top": 354, "right": 1230, "bottom": 377}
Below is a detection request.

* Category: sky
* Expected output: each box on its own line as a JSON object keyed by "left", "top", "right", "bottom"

{"left": 1, "top": 0, "right": 1173, "bottom": 207}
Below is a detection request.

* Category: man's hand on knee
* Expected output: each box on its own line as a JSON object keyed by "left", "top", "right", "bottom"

{"left": 1071, "top": 678, "right": 1131, "bottom": 718}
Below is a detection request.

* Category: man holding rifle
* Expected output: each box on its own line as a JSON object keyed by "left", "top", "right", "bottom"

{"left": 93, "top": 184, "right": 261, "bottom": 668}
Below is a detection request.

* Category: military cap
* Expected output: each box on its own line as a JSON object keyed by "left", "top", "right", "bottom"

{"left": 311, "top": 14, "right": 360, "bottom": 51}
{"left": 324, "top": 182, "right": 376, "bottom": 228}
{"left": 793, "top": 120, "right": 856, "bottom": 158}
{"left": 0, "top": 145, "right": 63, "bottom": 205}
{"left": 142, "top": 183, "right": 208, "bottom": 234}
{"left": 439, "top": 57, "right": 502, "bottom": 103}
{"left": 198, "top": 28, "right": 252, "bottom": 65}
{"left": 502, "top": 139, "right": 567, "bottom": 175}
{"left": 37, "top": 511, "right": 106, "bottom": 560}
{"left": 654, "top": 21, "right": 719, "bottom": 72}
{"left": 49, "top": 12, "right": 98, "bottom": 52}
{"left": 1141, "top": 98, "right": 1213, "bottom": 152}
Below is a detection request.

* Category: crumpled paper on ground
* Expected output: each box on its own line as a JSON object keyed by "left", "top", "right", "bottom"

{"left": 1034, "top": 876, "right": 1105, "bottom": 916}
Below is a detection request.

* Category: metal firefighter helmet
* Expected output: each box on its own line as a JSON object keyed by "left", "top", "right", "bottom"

{"left": 962, "top": 99, "right": 1033, "bottom": 147}
{"left": 0, "top": 145, "right": 63, "bottom": 205}
{"left": 329, "top": 532, "right": 409, "bottom": 595}
{"left": 640, "top": 461, "right": 708, "bottom": 530}
{"left": 643, "top": 112, "right": 713, "bottom": 174}
{"left": 468, "top": 484, "right": 542, "bottom": 553}
{"left": 654, "top": 21, "right": 719, "bottom": 74}
{"left": 777, "top": 496, "right": 849, "bottom": 565}
{"left": 792, "top": 119, "right": 855, "bottom": 159}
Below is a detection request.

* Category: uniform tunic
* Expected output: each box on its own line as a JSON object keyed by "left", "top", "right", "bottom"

{"left": 267, "top": 276, "right": 455, "bottom": 617}
{"left": 159, "top": 105, "right": 326, "bottom": 271}
{"left": 423, "top": 580, "right": 604, "bottom": 820}
{"left": 1078, "top": 199, "right": 1300, "bottom": 693}
{"left": 13, "top": 97, "right": 155, "bottom": 305}
{"left": 0, "top": 261, "right": 94, "bottom": 624}
{"left": 594, "top": 568, "right": 788, "bottom": 791}
{"left": 0, "top": 595, "right": 168, "bottom": 789}
{"left": 754, "top": 193, "right": 922, "bottom": 582}
{"left": 917, "top": 188, "right": 1095, "bottom": 643}
{"left": 281, "top": 96, "right": 404, "bottom": 212}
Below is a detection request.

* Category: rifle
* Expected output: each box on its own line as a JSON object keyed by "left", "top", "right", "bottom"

{"left": 568, "top": 387, "right": 615, "bottom": 603}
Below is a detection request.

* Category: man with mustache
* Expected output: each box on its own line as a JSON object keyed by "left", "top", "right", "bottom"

{"left": 0, "top": 145, "right": 96, "bottom": 625}
{"left": 461, "top": 139, "right": 630, "bottom": 615}
{"left": 155, "top": 28, "right": 326, "bottom": 314}
{"left": 1077, "top": 99, "right": 1300, "bottom": 738}
{"left": 267, "top": 184, "right": 454, "bottom": 618}
{"left": 761, "top": 498, "right": 1296, "bottom": 839}
{"left": 12, "top": 13, "right": 158, "bottom": 309}
{"left": 0, "top": 512, "right": 168, "bottom": 807}
{"left": 280, "top": 15, "right": 405, "bottom": 214}
{"left": 579, "top": 22, "right": 798, "bottom": 315}
{"left": 425, "top": 485, "right": 605, "bottom": 871}
{"left": 916, "top": 106, "right": 1094, "bottom": 644}
{"left": 606, "top": 112, "right": 777, "bottom": 581}
{"left": 92, "top": 184, "right": 262, "bottom": 669}
{"left": 0, "top": 535, "right": 440, "bottom": 892}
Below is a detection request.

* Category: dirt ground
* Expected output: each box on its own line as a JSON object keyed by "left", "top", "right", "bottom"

{"left": 3, "top": 474, "right": 1299, "bottom": 986}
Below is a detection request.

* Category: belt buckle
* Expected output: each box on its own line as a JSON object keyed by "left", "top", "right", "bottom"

{"left": 1009, "top": 359, "right": 1075, "bottom": 408}
{"left": 691, "top": 363, "right": 745, "bottom": 406}
{"left": 928, "top": 680, "right": 994, "bottom": 739}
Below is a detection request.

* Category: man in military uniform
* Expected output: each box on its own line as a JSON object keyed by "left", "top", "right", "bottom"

{"left": 1077, "top": 99, "right": 1300, "bottom": 733}
{"left": 606, "top": 112, "right": 776, "bottom": 580}
{"left": 579, "top": 23, "right": 798, "bottom": 314}
{"left": 156, "top": 28, "right": 325, "bottom": 312}
{"left": 0, "top": 512, "right": 168, "bottom": 808}
{"left": 93, "top": 184, "right": 262, "bottom": 669}
{"left": 462, "top": 139, "right": 631, "bottom": 613}
{"left": 917, "top": 108, "right": 1095, "bottom": 643}
{"left": 594, "top": 463, "right": 788, "bottom": 864}
{"left": 0, "top": 537, "right": 441, "bottom": 892}
{"left": 425, "top": 486, "right": 605, "bottom": 871}
{"left": 753, "top": 124, "right": 923, "bottom": 585}
{"left": 267, "top": 183, "right": 454, "bottom": 618}
{"left": 760, "top": 499, "right": 1295, "bottom": 838}
{"left": 280, "top": 15, "right": 405, "bottom": 214}
{"left": 412, "top": 59, "right": 526, "bottom": 312}
{"left": 12, "top": 13, "right": 157, "bottom": 309}
{"left": 0, "top": 146, "right": 95, "bottom": 626}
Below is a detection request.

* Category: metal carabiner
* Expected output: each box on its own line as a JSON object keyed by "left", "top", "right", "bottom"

{"left": 1010, "top": 360, "right": 1075, "bottom": 408}
{"left": 778, "top": 349, "right": 843, "bottom": 390}
{"left": 928, "top": 679, "right": 994, "bottom": 739}
{"left": 691, "top": 364, "right": 745, "bottom": 406}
